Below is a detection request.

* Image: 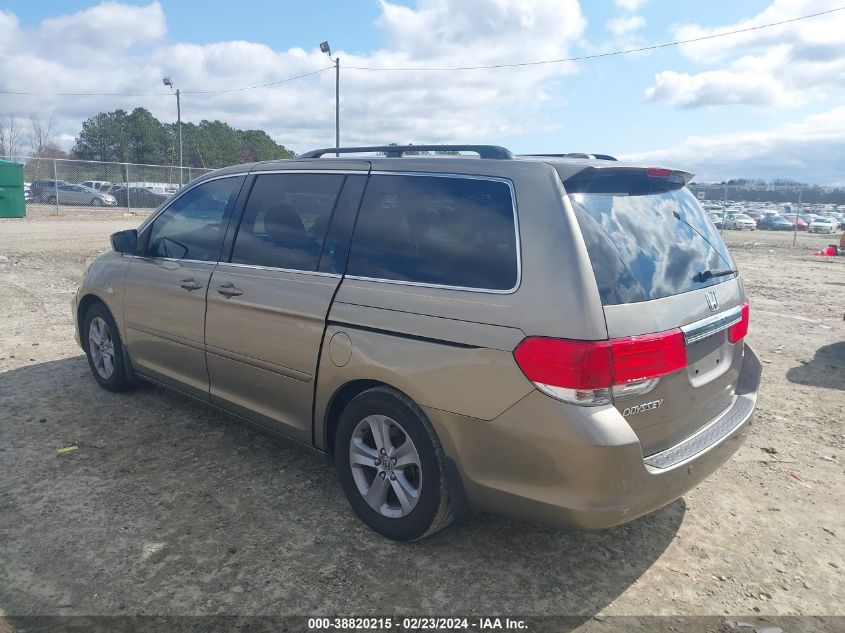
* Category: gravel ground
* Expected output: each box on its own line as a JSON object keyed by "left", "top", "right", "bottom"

{"left": 0, "top": 208, "right": 843, "bottom": 623}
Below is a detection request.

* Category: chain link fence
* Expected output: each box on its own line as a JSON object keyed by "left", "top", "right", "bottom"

{"left": 688, "top": 182, "right": 845, "bottom": 206}
{"left": 2, "top": 155, "right": 215, "bottom": 216}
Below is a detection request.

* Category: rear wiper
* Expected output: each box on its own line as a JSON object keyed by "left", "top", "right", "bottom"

{"left": 693, "top": 268, "right": 738, "bottom": 283}
{"left": 671, "top": 210, "right": 734, "bottom": 268}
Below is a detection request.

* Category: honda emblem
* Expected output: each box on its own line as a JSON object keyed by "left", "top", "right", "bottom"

{"left": 706, "top": 291, "right": 719, "bottom": 312}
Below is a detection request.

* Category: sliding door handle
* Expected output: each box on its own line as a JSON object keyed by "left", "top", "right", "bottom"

{"left": 180, "top": 278, "right": 203, "bottom": 291}
{"left": 217, "top": 282, "right": 243, "bottom": 297}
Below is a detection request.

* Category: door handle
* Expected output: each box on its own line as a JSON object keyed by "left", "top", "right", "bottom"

{"left": 180, "top": 278, "right": 203, "bottom": 291}
{"left": 217, "top": 282, "right": 243, "bottom": 298}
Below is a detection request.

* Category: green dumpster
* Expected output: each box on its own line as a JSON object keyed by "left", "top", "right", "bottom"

{"left": 0, "top": 160, "right": 26, "bottom": 218}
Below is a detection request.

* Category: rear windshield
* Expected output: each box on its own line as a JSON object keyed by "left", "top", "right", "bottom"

{"left": 565, "top": 169, "right": 736, "bottom": 305}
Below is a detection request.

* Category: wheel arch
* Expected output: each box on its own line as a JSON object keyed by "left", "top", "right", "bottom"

{"left": 77, "top": 293, "right": 125, "bottom": 352}
{"left": 322, "top": 379, "right": 388, "bottom": 460}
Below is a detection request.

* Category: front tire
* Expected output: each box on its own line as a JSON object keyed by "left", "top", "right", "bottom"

{"left": 83, "top": 303, "right": 132, "bottom": 392}
{"left": 47, "top": 195, "right": 57, "bottom": 205}
{"left": 335, "top": 387, "right": 452, "bottom": 541}
{"left": 91, "top": 198, "right": 102, "bottom": 207}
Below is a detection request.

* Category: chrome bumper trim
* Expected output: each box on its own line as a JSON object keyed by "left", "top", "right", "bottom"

{"left": 644, "top": 394, "right": 754, "bottom": 470}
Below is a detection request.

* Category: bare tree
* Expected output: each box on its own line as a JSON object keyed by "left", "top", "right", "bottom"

{"left": 28, "top": 112, "right": 58, "bottom": 158}
{"left": 39, "top": 142, "right": 67, "bottom": 159}
{"left": 1, "top": 115, "right": 23, "bottom": 159}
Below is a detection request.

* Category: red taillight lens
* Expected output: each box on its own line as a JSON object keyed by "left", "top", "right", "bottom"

{"left": 646, "top": 167, "right": 673, "bottom": 177}
{"left": 513, "top": 338, "right": 612, "bottom": 390}
{"left": 610, "top": 330, "right": 687, "bottom": 384}
{"left": 728, "top": 302, "right": 750, "bottom": 344}
{"left": 513, "top": 329, "right": 688, "bottom": 404}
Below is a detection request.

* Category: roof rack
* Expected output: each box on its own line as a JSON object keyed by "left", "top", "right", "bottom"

{"left": 297, "top": 145, "right": 514, "bottom": 159}
{"left": 521, "top": 153, "right": 618, "bottom": 161}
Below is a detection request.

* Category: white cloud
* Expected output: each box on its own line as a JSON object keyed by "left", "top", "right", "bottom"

{"left": 622, "top": 106, "right": 845, "bottom": 185}
{"left": 645, "top": 68, "right": 799, "bottom": 108}
{"left": 606, "top": 15, "right": 646, "bottom": 37}
{"left": 0, "top": 0, "right": 587, "bottom": 156}
{"left": 645, "top": 0, "right": 845, "bottom": 108}
{"left": 40, "top": 1, "right": 165, "bottom": 50}
{"left": 615, "top": 0, "right": 649, "bottom": 12}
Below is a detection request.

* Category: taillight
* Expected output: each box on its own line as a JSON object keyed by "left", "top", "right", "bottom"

{"left": 646, "top": 167, "right": 673, "bottom": 177}
{"left": 610, "top": 330, "right": 687, "bottom": 384}
{"left": 728, "top": 302, "right": 750, "bottom": 344}
{"left": 513, "top": 338, "right": 612, "bottom": 391}
{"left": 513, "top": 329, "right": 688, "bottom": 406}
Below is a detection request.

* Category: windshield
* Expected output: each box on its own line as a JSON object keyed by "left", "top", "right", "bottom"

{"left": 565, "top": 169, "right": 736, "bottom": 306}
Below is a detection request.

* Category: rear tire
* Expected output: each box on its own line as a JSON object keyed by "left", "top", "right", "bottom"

{"left": 47, "top": 195, "right": 57, "bottom": 205}
{"left": 335, "top": 386, "right": 452, "bottom": 541}
{"left": 83, "top": 303, "right": 132, "bottom": 392}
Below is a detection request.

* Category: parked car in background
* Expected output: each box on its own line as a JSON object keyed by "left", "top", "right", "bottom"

{"left": 780, "top": 214, "right": 808, "bottom": 231}
{"left": 30, "top": 179, "right": 71, "bottom": 202}
{"left": 708, "top": 211, "right": 723, "bottom": 229}
{"left": 80, "top": 181, "right": 113, "bottom": 191}
{"left": 745, "top": 210, "right": 764, "bottom": 222}
{"left": 108, "top": 186, "right": 170, "bottom": 208}
{"left": 44, "top": 184, "right": 117, "bottom": 207}
{"left": 758, "top": 215, "right": 793, "bottom": 231}
{"left": 723, "top": 213, "right": 756, "bottom": 230}
{"left": 72, "top": 145, "right": 760, "bottom": 540}
{"left": 808, "top": 217, "right": 838, "bottom": 234}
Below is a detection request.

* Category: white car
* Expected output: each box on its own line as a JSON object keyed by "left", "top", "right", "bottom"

{"left": 808, "top": 217, "right": 838, "bottom": 234}
{"left": 724, "top": 213, "right": 756, "bottom": 230}
{"left": 80, "top": 180, "right": 113, "bottom": 191}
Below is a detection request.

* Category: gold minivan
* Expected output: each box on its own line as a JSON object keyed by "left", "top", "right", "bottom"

{"left": 73, "top": 145, "right": 761, "bottom": 540}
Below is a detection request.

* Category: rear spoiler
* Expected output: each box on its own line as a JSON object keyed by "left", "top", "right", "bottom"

{"left": 553, "top": 163, "right": 695, "bottom": 187}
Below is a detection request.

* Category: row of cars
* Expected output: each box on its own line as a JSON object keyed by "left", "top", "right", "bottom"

{"left": 25, "top": 180, "right": 173, "bottom": 208}
{"left": 708, "top": 207, "right": 844, "bottom": 234}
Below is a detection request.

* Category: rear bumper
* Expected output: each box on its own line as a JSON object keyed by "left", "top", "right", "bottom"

{"left": 427, "top": 344, "right": 762, "bottom": 529}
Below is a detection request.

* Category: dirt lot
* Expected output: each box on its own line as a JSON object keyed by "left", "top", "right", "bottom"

{"left": 1, "top": 208, "right": 843, "bottom": 624}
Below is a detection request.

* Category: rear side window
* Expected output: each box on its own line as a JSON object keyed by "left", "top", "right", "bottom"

{"left": 231, "top": 173, "right": 345, "bottom": 271}
{"left": 147, "top": 176, "right": 243, "bottom": 261}
{"left": 347, "top": 174, "right": 518, "bottom": 290}
{"left": 566, "top": 170, "right": 736, "bottom": 305}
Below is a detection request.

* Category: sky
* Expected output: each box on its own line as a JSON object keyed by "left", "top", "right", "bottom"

{"left": 1, "top": 0, "right": 844, "bottom": 184}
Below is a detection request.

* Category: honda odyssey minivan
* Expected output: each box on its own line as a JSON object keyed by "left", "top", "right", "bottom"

{"left": 73, "top": 145, "right": 761, "bottom": 541}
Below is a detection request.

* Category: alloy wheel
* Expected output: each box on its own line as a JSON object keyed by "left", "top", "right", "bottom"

{"left": 88, "top": 316, "right": 115, "bottom": 379}
{"left": 349, "top": 414, "right": 422, "bottom": 518}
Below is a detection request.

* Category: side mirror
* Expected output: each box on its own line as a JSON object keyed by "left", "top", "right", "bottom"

{"left": 111, "top": 229, "right": 138, "bottom": 254}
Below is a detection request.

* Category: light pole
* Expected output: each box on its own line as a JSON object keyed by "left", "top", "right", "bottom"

{"left": 163, "top": 76, "right": 183, "bottom": 185}
{"left": 320, "top": 41, "right": 340, "bottom": 156}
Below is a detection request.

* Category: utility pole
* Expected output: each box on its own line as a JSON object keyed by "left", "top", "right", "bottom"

{"left": 163, "top": 77, "right": 183, "bottom": 186}
{"left": 320, "top": 41, "right": 340, "bottom": 156}
{"left": 176, "top": 88, "right": 183, "bottom": 185}
{"left": 792, "top": 188, "right": 802, "bottom": 247}
{"left": 335, "top": 56, "right": 340, "bottom": 157}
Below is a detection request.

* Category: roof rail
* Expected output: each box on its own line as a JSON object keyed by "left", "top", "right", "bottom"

{"left": 297, "top": 145, "right": 514, "bottom": 159}
{"left": 521, "top": 153, "right": 618, "bottom": 161}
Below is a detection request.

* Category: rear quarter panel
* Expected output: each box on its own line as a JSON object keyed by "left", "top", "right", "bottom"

{"left": 313, "top": 315, "right": 533, "bottom": 451}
